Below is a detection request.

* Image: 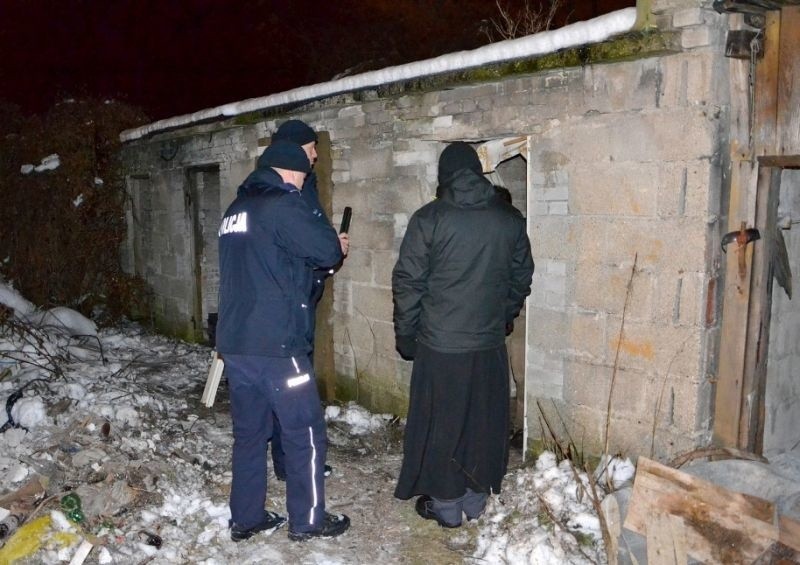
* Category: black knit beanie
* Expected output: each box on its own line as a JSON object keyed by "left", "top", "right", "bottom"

{"left": 274, "top": 119, "right": 317, "bottom": 146}
{"left": 438, "top": 142, "right": 482, "bottom": 184}
{"left": 257, "top": 140, "right": 311, "bottom": 173}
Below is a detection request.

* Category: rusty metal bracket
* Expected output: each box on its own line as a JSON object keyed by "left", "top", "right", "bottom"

{"left": 725, "top": 29, "right": 764, "bottom": 59}
{"left": 721, "top": 225, "right": 761, "bottom": 253}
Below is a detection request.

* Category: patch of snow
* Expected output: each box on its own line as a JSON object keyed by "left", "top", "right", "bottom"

{"left": 11, "top": 396, "right": 48, "bottom": 429}
{"left": 326, "top": 401, "right": 391, "bottom": 435}
{"left": 594, "top": 454, "right": 636, "bottom": 490}
{"left": 26, "top": 306, "right": 98, "bottom": 336}
{"left": 0, "top": 281, "right": 37, "bottom": 316}
{"left": 34, "top": 153, "right": 60, "bottom": 172}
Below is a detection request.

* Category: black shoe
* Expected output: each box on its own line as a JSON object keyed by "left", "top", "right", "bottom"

{"left": 465, "top": 509, "right": 485, "bottom": 522}
{"left": 288, "top": 511, "right": 350, "bottom": 542}
{"left": 275, "top": 464, "right": 331, "bottom": 482}
{"left": 230, "top": 511, "right": 287, "bottom": 542}
{"left": 415, "top": 495, "right": 461, "bottom": 528}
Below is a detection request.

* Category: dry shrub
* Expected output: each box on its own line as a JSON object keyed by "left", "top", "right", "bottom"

{"left": 482, "top": 0, "right": 562, "bottom": 42}
{"left": 0, "top": 98, "right": 150, "bottom": 324}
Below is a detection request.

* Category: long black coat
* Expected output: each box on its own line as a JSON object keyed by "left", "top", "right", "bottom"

{"left": 392, "top": 169, "right": 534, "bottom": 500}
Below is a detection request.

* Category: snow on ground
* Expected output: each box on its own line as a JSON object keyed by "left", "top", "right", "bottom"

{"left": 0, "top": 286, "right": 630, "bottom": 564}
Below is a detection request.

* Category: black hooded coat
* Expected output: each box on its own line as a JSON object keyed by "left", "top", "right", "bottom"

{"left": 392, "top": 167, "right": 534, "bottom": 500}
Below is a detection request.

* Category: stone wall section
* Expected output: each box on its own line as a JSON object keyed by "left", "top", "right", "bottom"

{"left": 122, "top": 126, "right": 258, "bottom": 340}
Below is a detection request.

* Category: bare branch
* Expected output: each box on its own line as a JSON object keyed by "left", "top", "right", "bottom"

{"left": 483, "top": 0, "right": 562, "bottom": 43}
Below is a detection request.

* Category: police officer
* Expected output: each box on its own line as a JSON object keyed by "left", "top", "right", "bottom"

{"left": 218, "top": 140, "right": 350, "bottom": 542}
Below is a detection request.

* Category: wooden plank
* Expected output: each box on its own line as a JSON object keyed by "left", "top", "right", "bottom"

{"left": 647, "top": 513, "right": 680, "bottom": 565}
{"left": 625, "top": 457, "right": 779, "bottom": 564}
{"left": 714, "top": 9, "right": 781, "bottom": 448}
{"left": 758, "top": 154, "right": 800, "bottom": 168}
{"left": 601, "top": 494, "right": 621, "bottom": 565}
{"left": 754, "top": 10, "right": 781, "bottom": 156}
{"left": 713, "top": 170, "right": 756, "bottom": 447}
{"left": 780, "top": 514, "right": 800, "bottom": 553}
{"left": 778, "top": 7, "right": 800, "bottom": 154}
{"left": 740, "top": 167, "right": 781, "bottom": 451}
{"left": 200, "top": 351, "right": 224, "bottom": 407}
{"left": 669, "top": 514, "right": 689, "bottom": 565}
{"left": 313, "top": 130, "right": 337, "bottom": 402}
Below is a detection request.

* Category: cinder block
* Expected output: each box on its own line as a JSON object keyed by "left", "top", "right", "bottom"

{"left": 604, "top": 320, "right": 701, "bottom": 378}
{"left": 570, "top": 162, "right": 659, "bottom": 218}
{"left": 602, "top": 216, "right": 706, "bottom": 272}
{"left": 530, "top": 216, "right": 577, "bottom": 262}
{"left": 350, "top": 145, "right": 394, "bottom": 180}
{"left": 338, "top": 106, "right": 365, "bottom": 118}
{"left": 372, "top": 250, "right": 398, "bottom": 287}
{"left": 332, "top": 171, "right": 351, "bottom": 183}
{"left": 545, "top": 290, "right": 566, "bottom": 310}
{"left": 528, "top": 307, "right": 569, "bottom": 351}
{"left": 655, "top": 160, "right": 713, "bottom": 219}
{"left": 681, "top": 27, "right": 712, "bottom": 49}
{"left": 352, "top": 284, "right": 394, "bottom": 323}
{"left": 339, "top": 248, "right": 372, "bottom": 284}
{"left": 650, "top": 0, "right": 702, "bottom": 15}
{"left": 652, "top": 271, "right": 704, "bottom": 327}
{"left": 541, "top": 185, "right": 569, "bottom": 202}
{"left": 583, "top": 61, "right": 662, "bottom": 114}
{"left": 568, "top": 311, "right": 609, "bottom": 362}
{"left": 673, "top": 8, "right": 704, "bottom": 28}
{"left": 563, "top": 360, "right": 611, "bottom": 410}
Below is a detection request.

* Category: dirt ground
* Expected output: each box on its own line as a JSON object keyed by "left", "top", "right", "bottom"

{"left": 200, "top": 383, "right": 526, "bottom": 565}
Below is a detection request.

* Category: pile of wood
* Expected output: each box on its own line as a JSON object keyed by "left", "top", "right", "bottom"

{"left": 624, "top": 457, "right": 800, "bottom": 564}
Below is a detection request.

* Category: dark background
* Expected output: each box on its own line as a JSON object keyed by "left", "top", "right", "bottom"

{"left": 0, "top": 0, "right": 634, "bottom": 121}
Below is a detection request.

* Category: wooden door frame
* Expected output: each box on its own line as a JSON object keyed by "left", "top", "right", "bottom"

{"left": 713, "top": 6, "right": 800, "bottom": 451}
{"left": 313, "top": 131, "right": 337, "bottom": 402}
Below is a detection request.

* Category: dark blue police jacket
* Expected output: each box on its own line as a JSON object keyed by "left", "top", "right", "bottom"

{"left": 216, "top": 167, "right": 342, "bottom": 357}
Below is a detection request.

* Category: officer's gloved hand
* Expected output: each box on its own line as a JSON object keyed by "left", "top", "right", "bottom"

{"left": 396, "top": 335, "right": 417, "bottom": 360}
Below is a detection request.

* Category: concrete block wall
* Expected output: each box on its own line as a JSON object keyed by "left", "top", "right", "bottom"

{"left": 122, "top": 126, "right": 257, "bottom": 339}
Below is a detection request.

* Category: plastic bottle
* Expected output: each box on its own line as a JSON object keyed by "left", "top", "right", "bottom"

{"left": 0, "top": 514, "right": 22, "bottom": 540}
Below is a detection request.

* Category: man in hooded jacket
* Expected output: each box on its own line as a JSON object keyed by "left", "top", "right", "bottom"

{"left": 217, "top": 140, "right": 350, "bottom": 542}
{"left": 392, "top": 141, "right": 534, "bottom": 527}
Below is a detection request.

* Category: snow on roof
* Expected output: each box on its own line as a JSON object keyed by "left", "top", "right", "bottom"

{"left": 121, "top": 8, "right": 637, "bottom": 142}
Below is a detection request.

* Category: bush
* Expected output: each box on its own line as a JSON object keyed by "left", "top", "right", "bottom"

{"left": 0, "top": 98, "right": 150, "bottom": 324}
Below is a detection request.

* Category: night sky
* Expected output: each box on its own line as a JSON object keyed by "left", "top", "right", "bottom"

{"left": 0, "top": 0, "right": 634, "bottom": 121}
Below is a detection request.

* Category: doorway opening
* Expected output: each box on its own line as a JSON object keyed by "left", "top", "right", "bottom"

{"left": 186, "top": 166, "right": 221, "bottom": 344}
{"left": 476, "top": 137, "right": 530, "bottom": 448}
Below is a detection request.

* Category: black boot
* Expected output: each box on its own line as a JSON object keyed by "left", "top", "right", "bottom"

{"left": 415, "top": 496, "right": 461, "bottom": 528}
{"left": 230, "top": 511, "right": 286, "bottom": 542}
{"left": 288, "top": 512, "right": 350, "bottom": 541}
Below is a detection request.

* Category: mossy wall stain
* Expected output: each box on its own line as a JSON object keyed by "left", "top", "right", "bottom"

{"left": 230, "top": 30, "right": 678, "bottom": 128}
{"left": 335, "top": 372, "right": 410, "bottom": 417}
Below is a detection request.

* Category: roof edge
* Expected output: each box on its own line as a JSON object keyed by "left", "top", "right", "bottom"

{"left": 121, "top": 8, "right": 637, "bottom": 143}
